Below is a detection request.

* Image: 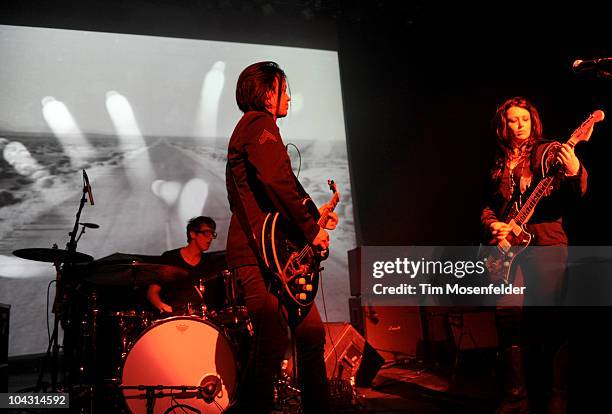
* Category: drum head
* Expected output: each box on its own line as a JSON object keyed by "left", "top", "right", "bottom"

{"left": 121, "top": 316, "right": 237, "bottom": 413}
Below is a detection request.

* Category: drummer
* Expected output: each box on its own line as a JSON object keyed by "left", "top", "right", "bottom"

{"left": 146, "top": 216, "right": 225, "bottom": 316}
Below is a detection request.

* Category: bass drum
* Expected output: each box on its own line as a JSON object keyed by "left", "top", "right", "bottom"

{"left": 121, "top": 316, "right": 237, "bottom": 413}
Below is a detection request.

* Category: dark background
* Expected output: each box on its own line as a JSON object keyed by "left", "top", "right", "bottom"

{"left": 2, "top": 0, "right": 610, "bottom": 246}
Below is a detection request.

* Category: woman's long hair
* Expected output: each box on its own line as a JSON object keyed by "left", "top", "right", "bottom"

{"left": 490, "top": 96, "right": 544, "bottom": 181}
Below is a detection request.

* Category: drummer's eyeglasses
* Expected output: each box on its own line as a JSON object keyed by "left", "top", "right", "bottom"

{"left": 195, "top": 229, "right": 217, "bottom": 239}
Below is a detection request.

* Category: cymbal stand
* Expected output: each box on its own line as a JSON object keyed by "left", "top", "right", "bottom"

{"left": 34, "top": 245, "right": 63, "bottom": 392}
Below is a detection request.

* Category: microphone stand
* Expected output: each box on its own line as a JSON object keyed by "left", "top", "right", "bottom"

{"left": 120, "top": 385, "right": 212, "bottom": 414}
{"left": 63, "top": 177, "right": 92, "bottom": 396}
{"left": 66, "top": 174, "right": 89, "bottom": 255}
{"left": 597, "top": 70, "right": 612, "bottom": 80}
{"left": 36, "top": 175, "right": 91, "bottom": 393}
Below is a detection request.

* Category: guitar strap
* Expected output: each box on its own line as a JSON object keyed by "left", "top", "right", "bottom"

{"left": 227, "top": 156, "right": 322, "bottom": 327}
{"left": 226, "top": 161, "right": 270, "bottom": 273}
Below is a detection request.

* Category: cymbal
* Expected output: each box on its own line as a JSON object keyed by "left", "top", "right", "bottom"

{"left": 13, "top": 248, "right": 94, "bottom": 263}
{"left": 83, "top": 262, "right": 192, "bottom": 287}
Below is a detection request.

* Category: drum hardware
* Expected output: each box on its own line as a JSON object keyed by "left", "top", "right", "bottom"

{"left": 156, "top": 302, "right": 208, "bottom": 320}
{"left": 78, "top": 290, "right": 100, "bottom": 384}
{"left": 12, "top": 247, "right": 94, "bottom": 264}
{"left": 270, "top": 324, "right": 308, "bottom": 414}
{"left": 215, "top": 270, "right": 252, "bottom": 331}
{"left": 273, "top": 360, "right": 302, "bottom": 414}
{"left": 110, "top": 310, "right": 151, "bottom": 368}
{"left": 83, "top": 262, "right": 192, "bottom": 287}
{"left": 90, "top": 291, "right": 99, "bottom": 375}
{"left": 215, "top": 306, "right": 250, "bottom": 326}
{"left": 328, "top": 378, "right": 362, "bottom": 410}
{"left": 196, "top": 277, "right": 210, "bottom": 317}
{"left": 120, "top": 383, "right": 226, "bottom": 414}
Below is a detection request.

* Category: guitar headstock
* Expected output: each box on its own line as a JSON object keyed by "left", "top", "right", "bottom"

{"left": 328, "top": 179, "right": 337, "bottom": 194}
{"left": 569, "top": 110, "right": 605, "bottom": 146}
{"left": 327, "top": 179, "right": 340, "bottom": 210}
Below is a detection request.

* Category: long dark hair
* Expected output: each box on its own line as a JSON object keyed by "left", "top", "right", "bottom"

{"left": 490, "top": 96, "right": 544, "bottom": 180}
{"left": 235, "top": 61, "right": 286, "bottom": 115}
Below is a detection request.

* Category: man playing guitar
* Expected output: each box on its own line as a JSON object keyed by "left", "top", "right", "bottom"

{"left": 225, "top": 61, "right": 338, "bottom": 413}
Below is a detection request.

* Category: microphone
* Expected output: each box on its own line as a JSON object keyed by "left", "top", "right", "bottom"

{"left": 572, "top": 57, "right": 612, "bottom": 72}
{"left": 199, "top": 374, "right": 221, "bottom": 403}
{"left": 82, "top": 169, "right": 94, "bottom": 205}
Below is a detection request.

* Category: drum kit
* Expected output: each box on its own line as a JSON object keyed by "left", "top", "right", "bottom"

{"left": 10, "top": 173, "right": 305, "bottom": 414}
{"left": 14, "top": 246, "right": 251, "bottom": 414}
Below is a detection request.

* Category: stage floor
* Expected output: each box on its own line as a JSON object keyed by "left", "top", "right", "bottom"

{"left": 7, "top": 351, "right": 500, "bottom": 413}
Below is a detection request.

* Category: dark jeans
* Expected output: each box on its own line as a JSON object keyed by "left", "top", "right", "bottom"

{"left": 495, "top": 246, "right": 569, "bottom": 413}
{"left": 233, "top": 265, "right": 330, "bottom": 414}
{"left": 521, "top": 246, "right": 568, "bottom": 307}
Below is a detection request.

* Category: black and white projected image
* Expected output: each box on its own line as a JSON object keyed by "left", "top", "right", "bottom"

{"left": 0, "top": 25, "right": 355, "bottom": 356}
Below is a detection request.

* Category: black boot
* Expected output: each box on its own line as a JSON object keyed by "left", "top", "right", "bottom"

{"left": 496, "top": 345, "right": 529, "bottom": 414}
{"left": 546, "top": 342, "right": 567, "bottom": 414}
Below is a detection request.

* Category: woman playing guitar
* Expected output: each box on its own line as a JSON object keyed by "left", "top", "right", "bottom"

{"left": 481, "top": 96, "right": 592, "bottom": 414}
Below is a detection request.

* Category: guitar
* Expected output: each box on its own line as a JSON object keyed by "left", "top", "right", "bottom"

{"left": 483, "top": 110, "right": 605, "bottom": 284}
{"left": 261, "top": 180, "right": 340, "bottom": 318}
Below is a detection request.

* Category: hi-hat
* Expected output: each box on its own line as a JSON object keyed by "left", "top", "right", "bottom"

{"left": 13, "top": 248, "right": 94, "bottom": 263}
{"left": 83, "top": 262, "right": 193, "bottom": 287}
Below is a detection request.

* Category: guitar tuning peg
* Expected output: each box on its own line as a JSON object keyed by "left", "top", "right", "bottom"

{"left": 296, "top": 278, "right": 306, "bottom": 285}
{"left": 297, "top": 293, "right": 307, "bottom": 301}
{"left": 304, "top": 284, "right": 313, "bottom": 292}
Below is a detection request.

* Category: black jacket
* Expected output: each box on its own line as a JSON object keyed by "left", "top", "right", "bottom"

{"left": 225, "top": 111, "right": 320, "bottom": 267}
{"left": 481, "top": 140, "right": 588, "bottom": 246}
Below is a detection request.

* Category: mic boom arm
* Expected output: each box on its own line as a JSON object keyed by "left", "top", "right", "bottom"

{"left": 83, "top": 169, "right": 94, "bottom": 205}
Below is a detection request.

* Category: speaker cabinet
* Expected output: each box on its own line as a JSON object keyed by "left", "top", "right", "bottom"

{"left": 324, "top": 322, "right": 384, "bottom": 388}
{"left": 349, "top": 297, "right": 424, "bottom": 362}
{"left": 286, "top": 322, "right": 383, "bottom": 386}
{"left": 448, "top": 309, "right": 498, "bottom": 350}
{"left": 362, "top": 305, "right": 423, "bottom": 362}
{"left": 323, "top": 322, "right": 365, "bottom": 380}
{"left": 355, "top": 341, "right": 384, "bottom": 387}
{"left": 350, "top": 301, "right": 455, "bottom": 365}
